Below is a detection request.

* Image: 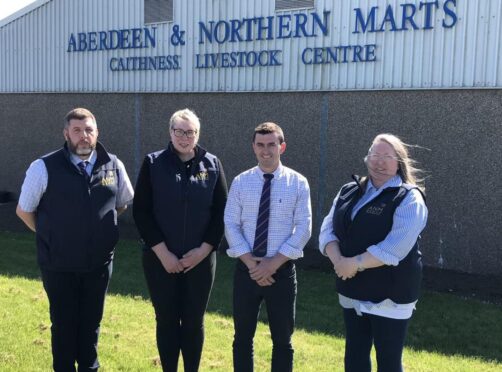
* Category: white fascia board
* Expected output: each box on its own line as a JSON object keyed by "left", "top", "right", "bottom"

{"left": 0, "top": 0, "right": 52, "bottom": 28}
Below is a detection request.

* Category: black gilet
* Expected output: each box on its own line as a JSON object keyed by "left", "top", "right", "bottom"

{"left": 36, "top": 142, "right": 119, "bottom": 272}
{"left": 333, "top": 179, "right": 424, "bottom": 304}
{"left": 147, "top": 144, "right": 220, "bottom": 257}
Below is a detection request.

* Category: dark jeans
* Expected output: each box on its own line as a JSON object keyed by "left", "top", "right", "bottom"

{"left": 232, "top": 260, "right": 297, "bottom": 372}
{"left": 41, "top": 262, "right": 112, "bottom": 372}
{"left": 143, "top": 249, "right": 216, "bottom": 372}
{"left": 343, "top": 308, "right": 410, "bottom": 372}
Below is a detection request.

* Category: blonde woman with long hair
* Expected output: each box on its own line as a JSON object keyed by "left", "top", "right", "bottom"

{"left": 319, "top": 133, "right": 428, "bottom": 372}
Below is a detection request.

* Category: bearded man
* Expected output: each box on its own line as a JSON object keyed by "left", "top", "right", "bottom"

{"left": 16, "top": 107, "right": 134, "bottom": 372}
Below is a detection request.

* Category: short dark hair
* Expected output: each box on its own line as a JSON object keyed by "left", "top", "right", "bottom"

{"left": 253, "top": 122, "right": 284, "bottom": 143}
{"left": 64, "top": 108, "right": 96, "bottom": 128}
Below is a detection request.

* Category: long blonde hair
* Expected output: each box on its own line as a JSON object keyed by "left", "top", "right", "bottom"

{"left": 368, "top": 133, "right": 426, "bottom": 192}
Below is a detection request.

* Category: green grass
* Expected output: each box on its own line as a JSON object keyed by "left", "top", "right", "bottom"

{"left": 0, "top": 231, "right": 501, "bottom": 371}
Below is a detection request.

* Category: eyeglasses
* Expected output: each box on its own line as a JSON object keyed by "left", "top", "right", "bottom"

{"left": 172, "top": 128, "right": 198, "bottom": 138}
{"left": 366, "top": 154, "right": 400, "bottom": 162}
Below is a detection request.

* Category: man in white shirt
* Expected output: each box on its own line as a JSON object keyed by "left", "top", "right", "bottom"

{"left": 16, "top": 107, "right": 134, "bottom": 372}
{"left": 225, "top": 122, "right": 312, "bottom": 372}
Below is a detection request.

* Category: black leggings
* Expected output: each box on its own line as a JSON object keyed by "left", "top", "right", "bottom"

{"left": 143, "top": 249, "right": 216, "bottom": 372}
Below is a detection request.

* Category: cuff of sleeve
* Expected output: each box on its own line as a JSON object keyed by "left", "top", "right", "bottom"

{"left": 202, "top": 232, "right": 224, "bottom": 250}
{"left": 17, "top": 203, "right": 37, "bottom": 213}
{"left": 143, "top": 236, "right": 165, "bottom": 250}
{"left": 367, "top": 245, "right": 399, "bottom": 266}
{"left": 116, "top": 198, "right": 134, "bottom": 209}
{"left": 226, "top": 244, "right": 251, "bottom": 258}
{"left": 278, "top": 244, "right": 304, "bottom": 260}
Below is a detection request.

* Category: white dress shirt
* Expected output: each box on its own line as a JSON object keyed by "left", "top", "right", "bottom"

{"left": 225, "top": 163, "right": 312, "bottom": 260}
{"left": 19, "top": 150, "right": 134, "bottom": 212}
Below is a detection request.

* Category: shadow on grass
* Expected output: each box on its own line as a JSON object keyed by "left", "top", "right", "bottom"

{"left": 1, "top": 231, "right": 501, "bottom": 363}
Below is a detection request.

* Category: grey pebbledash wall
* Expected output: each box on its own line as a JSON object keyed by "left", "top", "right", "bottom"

{"left": 0, "top": 89, "right": 500, "bottom": 275}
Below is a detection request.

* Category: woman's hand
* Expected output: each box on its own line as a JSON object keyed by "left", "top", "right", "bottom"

{"left": 152, "top": 242, "right": 184, "bottom": 274}
{"left": 325, "top": 241, "right": 342, "bottom": 267}
{"left": 334, "top": 256, "right": 358, "bottom": 280}
{"left": 325, "top": 241, "right": 353, "bottom": 279}
{"left": 162, "top": 251, "right": 185, "bottom": 274}
{"left": 180, "top": 243, "right": 213, "bottom": 273}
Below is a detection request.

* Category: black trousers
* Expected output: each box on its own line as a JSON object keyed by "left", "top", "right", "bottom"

{"left": 41, "top": 262, "right": 112, "bottom": 372}
{"left": 343, "top": 308, "right": 410, "bottom": 372}
{"left": 232, "top": 260, "right": 297, "bottom": 372}
{"left": 143, "top": 249, "right": 216, "bottom": 372}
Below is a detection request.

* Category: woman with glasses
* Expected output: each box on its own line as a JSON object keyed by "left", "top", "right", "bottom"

{"left": 319, "top": 133, "right": 428, "bottom": 372}
{"left": 133, "top": 108, "right": 227, "bottom": 372}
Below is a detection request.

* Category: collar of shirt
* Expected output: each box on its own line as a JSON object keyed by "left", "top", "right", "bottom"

{"left": 352, "top": 175, "right": 403, "bottom": 219}
{"left": 366, "top": 175, "right": 402, "bottom": 193}
{"left": 255, "top": 162, "right": 283, "bottom": 180}
{"left": 70, "top": 151, "right": 97, "bottom": 170}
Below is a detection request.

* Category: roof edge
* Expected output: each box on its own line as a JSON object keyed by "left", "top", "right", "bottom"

{"left": 0, "top": 0, "right": 52, "bottom": 28}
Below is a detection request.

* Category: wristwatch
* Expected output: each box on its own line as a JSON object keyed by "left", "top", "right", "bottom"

{"left": 356, "top": 254, "right": 365, "bottom": 272}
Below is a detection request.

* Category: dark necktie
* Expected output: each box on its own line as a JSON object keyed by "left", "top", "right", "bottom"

{"left": 253, "top": 173, "right": 274, "bottom": 257}
{"left": 78, "top": 161, "right": 90, "bottom": 183}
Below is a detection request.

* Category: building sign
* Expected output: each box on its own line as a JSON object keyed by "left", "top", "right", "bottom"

{"left": 66, "top": 1, "right": 458, "bottom": 73}
{"left": 1, "top": 0, "right": 501, "bottom": 92}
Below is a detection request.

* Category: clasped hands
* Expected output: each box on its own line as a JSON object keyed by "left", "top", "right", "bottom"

{"left": 159, "top": 244, "right": 212, "bottom": 274}
{"left": 333, "top": 256, "right": 359, "bottom": 281}
{"left": 248, "top": 257, "right": 279, "bottom": 287}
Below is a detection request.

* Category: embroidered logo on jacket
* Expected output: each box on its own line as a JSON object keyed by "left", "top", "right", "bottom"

{"left": 193, "top": 171, "right": 209, "bottom": 181}
{"left": 366, "top": 203, "right": 386, "bottom": 215}
{"left": 101, "top": 171, "right": 115, "bottom": 186}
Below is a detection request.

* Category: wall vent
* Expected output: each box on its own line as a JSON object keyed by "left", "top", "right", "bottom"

{"left": 145, "top": 0, "right": 173, "bottom": 24}
{"left": 276, "top": 0, "right": 315, "bottom": 11}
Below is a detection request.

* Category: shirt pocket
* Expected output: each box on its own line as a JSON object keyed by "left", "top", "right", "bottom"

{"left": 269, "top": 189, "right": 297, "bottom": 225}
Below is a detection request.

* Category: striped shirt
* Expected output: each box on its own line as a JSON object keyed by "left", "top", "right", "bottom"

{"left": 18, "top": 150, "right": 134, "bottom": 212}
{"left": 225, "top": 164, "right": 312, "bottom": 260}
{"left": 319, "top": 175, "right": 428, "bottom": 319}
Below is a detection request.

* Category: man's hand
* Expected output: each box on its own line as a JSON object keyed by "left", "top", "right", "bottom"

{"left": 15, "top": 205, "right": 36, "bottom": 232}
{"left": 152, "top": 242, "right": 184, "bottom": 274}
{"left": 334, "top": 256, "right": 358, "bottom": 280}
{"left": 249, "top": 253, "right": 290, "bottom": 286}
{"left": 116, "top": 205, "right": 127, "bottom": 216}
{"left": 239, "top": 253, "right": 259, "bottom": 270}
{"left": 256, "top": 276, "right": 275, "bottom": 287}
{"left": 180, "top": 243, "right": 213, "bottom": 273}
{"left": 249, "top": 257, "right": 280, "bottom": 282}
{"left": 239, "top": 253, "right": 276, "bottom": 286}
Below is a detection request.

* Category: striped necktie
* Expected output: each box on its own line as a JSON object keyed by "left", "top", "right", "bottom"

{"left": 253, "top": 173, "right": 274, "bottom": 257}
{"left": 78, "top": 161, "right": 90, "bottom": 183}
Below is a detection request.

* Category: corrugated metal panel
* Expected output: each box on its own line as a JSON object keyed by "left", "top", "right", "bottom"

{"left": 1, "top": 0, "right": 501, "bottom": 92}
